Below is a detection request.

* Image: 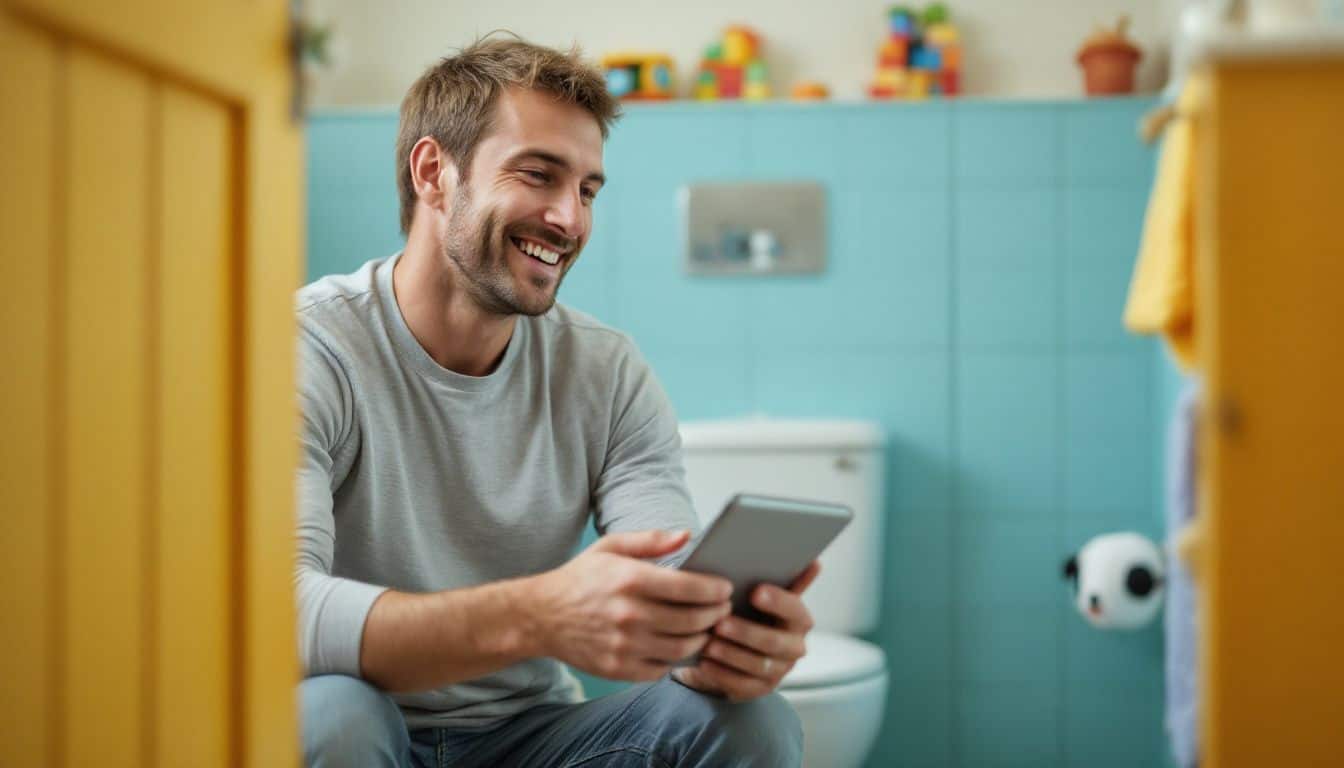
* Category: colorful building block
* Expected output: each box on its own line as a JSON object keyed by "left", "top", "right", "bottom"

{"left": 941, "top": 44, "right": 961, "bottom": 70}
{"left": 874, "top": 66, "right": 908, "bottom": 89}
{"left": 695, "top": 69, "right": 719, "bottom": 100}
{"left": 715, "top": 64, "right": 743, "bottom": 98}
{"left": 911, "top": 47, "right": 941, "bottom": 70}
{"left": 908, "top": 69, "right": 931, "bottom": 98}
{"left": 888, "top": 7, "right": 918, "bottom": 36}
{"left": 869, "top": 4, "right": 962, "bottom": 99}
{"left": 880, "top": 38, "right": 909, "bottom": 67}
{"left": 695, "top": 25, "right": 772, "bottom": 100}
{"left": 939, "top": 68, "right": 960, "bottom": 95}
{"left": 925, "top": 22, "right": 959, "bottom": 46}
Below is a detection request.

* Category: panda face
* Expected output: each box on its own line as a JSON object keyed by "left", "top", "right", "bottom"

{"left": 1062, "top": 533, "right": 1166, "bottom": 630}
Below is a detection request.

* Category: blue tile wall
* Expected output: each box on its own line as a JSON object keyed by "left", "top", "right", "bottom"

{"left": 306, "top": 111, "right": 404, "bottom": 278}
{"left": 306, "top": 96, "right": 1164, "bottom": 767}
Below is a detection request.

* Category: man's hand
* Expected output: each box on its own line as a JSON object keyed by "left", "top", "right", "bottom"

{"left": 527, "top": 530, "right": 734, "bottom": 682}
{"left": 673, "top": 560, "right": 820, "bottom": 701}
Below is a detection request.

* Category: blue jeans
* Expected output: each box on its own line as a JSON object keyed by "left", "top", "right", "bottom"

{"left": 301, "top": 674, "right": 802, "bottom": 767}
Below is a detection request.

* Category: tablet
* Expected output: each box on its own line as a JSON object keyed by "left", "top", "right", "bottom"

{"left": 673, "top": 493, "right": 852, "bottom": 664}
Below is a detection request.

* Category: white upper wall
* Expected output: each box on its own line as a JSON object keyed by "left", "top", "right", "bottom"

{"left": 306, "top": 0, "right": 1179, "bottom": 107}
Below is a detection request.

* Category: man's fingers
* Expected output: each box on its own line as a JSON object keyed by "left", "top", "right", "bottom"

{"left": 695, "top": 658, "right": 775, "bottom": 702}
{"left": 701, "top": 638, "right": 785, "bottom": 682}
{"left": 592, "top": 529, "right": 691, "bottom": 559}
{"left": 714, "top": 616, "right": 805, "bottom": 661}
{"left": 789, "top": 560, "right": 822, "bottom": 594}
{"left": 621, "top": 561, "right": 732, "bottom": 605}
{"left": 750, "top": 585, "right": 814, "bottom": 630}
{"left": 635, "top": 598, "right": 732, "bottom": 635}
{"left": 632, "top": 631, "right": 711, "bottom": 663}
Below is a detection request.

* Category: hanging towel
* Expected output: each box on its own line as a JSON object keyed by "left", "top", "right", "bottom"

{"left": 1165, "top": 378, "right": 1201, "bottom": 768}
{"left": 1123, "top": 75, "right": 1208, "bottom": 372}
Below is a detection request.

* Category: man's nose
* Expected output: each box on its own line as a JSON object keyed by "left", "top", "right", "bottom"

{"left": 542, "top": 188, "right": 584, "bottom": 240}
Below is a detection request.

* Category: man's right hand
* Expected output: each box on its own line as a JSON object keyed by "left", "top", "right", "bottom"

{"left": 525, "top": 529, "right": 733, "bottom": 682}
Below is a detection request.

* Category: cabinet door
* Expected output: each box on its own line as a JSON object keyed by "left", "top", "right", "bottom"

{"left": 0, "top": 1, "right": 301, "bottom": 765}
{"left": 1196, "top": 57, "right": 1344, "bottom": 768}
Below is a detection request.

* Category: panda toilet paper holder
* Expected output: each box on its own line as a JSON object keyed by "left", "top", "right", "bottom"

{"left": 1063, "top": 532, "right": 1166, "bottom": 630}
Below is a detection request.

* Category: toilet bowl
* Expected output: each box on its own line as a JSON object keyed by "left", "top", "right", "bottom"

{"left": 779, "top": 631, "right": 888, "bottom": 768}
{"left": 679, "top": 418, "right": 890, "bottom": 767}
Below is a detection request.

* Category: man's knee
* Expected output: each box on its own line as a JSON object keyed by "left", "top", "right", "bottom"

{"left": 648, "top": 678, "right": 803, "bottom": 767}
{"left": 300, "top": 675, "right": 409, "bottom": 768}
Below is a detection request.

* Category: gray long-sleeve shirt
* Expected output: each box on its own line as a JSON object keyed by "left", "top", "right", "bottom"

{"left": 295, "top": 252, "right": 697, "bottom": 729}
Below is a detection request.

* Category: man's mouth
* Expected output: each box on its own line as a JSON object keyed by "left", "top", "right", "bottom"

{"left": 510, "top": 236, "right": 564, "bottom": 266}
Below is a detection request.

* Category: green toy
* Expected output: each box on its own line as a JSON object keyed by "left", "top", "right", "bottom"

{"left": 921, "top": 3, "right": 949, "bottom": 25}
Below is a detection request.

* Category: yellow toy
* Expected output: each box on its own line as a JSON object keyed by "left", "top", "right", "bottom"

{"left": 722, "top": 26, "right": 759, "bottom": 65}
{"left": 601, "top": 52, "right": 675, "bottom": 101}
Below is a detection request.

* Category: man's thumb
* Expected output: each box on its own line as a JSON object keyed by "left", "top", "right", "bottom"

{"left": 592, "top": 529, "right": 691, "bottom": 559}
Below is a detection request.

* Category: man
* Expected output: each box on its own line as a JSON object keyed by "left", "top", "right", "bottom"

{"left": 296, "top": 37, "right": 817, "bottom": 767}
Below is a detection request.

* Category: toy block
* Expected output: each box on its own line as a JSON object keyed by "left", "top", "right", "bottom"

{"left": 695, "top": 69, "right": 718, "bottom": 100}
{"left": 715, "top": 64, "right": 744, "bottom": 98}
{"left": 874, "top": 66, "right": 908, "bottom": 89}
{"left": 908, "top": 69, "right": 931, "bottom": 98}
{"left": 925, "top": 22, "right": 960, "bottom": 46}
{"left": 939, "top": 68, "right": 960, "bottom": 95}
{"left": 911, "top": 47, "right": 941, "bottom": 70}
{"left": 888, "top": 11, "right": 917, "bottom": 37}
{"left": 880, "top": 38, "right": 908, "bottom": 67}
{"left": 940, "top": 44, "right": 961, "bottom": 70}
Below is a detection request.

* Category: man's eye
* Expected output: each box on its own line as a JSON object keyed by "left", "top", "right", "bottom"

{"left": 523, "top": 169, "right": 549, "bottom": 183}
{"left": 580, "top": 187, "right": 597, "bottom": 203}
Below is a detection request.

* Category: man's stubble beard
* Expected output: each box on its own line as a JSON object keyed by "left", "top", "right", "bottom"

{"left": 441, "top": 185, "right": 565, "bottom": 317}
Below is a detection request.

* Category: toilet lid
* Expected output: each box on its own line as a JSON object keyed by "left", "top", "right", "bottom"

{"left": 781, "top": 631, "right": 886, "bottom": 689}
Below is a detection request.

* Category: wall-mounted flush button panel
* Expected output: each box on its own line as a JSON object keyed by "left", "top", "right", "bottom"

{"left": 680, "top": 181, "right": 826, "bottom": 275}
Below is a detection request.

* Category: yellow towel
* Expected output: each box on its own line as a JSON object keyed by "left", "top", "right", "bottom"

{"left": 1123, "top": 75, "right": 1207, "bottom": 371}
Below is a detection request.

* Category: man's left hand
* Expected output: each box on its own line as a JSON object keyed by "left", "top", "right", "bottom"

{"left": 673, "top": 560, "right": 820, "bottom": 701}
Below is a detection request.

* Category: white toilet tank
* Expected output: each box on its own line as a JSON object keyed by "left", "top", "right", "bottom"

{"left": 678, "top": 419, "right": 885, "bottom": 635}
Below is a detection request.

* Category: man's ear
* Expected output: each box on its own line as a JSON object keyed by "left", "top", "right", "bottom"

{"left": 408, "top": 136, "right": 458, "bottom": 216}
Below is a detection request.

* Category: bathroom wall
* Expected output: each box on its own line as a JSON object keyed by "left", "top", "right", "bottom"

{"left": 303, "top": 0, "right": 1178, "bottom": 104}
{"left": 307, "top": 96, "right": 1168, "bottom": 767}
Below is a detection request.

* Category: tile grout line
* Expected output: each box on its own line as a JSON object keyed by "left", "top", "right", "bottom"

{"left": 946, "top": 101, "right": 961, "bottom": 768}
{"left": 743, "top": 111, "right": 758, "bottom": 411}
{"left": 1055, "top": 105, "right": 1070, "bottom": 767}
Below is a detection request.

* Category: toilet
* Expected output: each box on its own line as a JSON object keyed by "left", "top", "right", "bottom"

{"left": 680, "top": 418, "right": 889, "bottom": 768}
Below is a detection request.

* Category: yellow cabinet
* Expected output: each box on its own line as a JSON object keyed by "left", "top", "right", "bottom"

{"left": 1187, "top": 35, "right": 1344, "bottom": 767}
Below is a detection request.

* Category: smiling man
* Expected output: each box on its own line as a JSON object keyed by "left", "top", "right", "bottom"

{"left": 295, "top": 37, "right": 814, "bottom": 767}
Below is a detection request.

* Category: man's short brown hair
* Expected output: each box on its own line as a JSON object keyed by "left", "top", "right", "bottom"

{"left": 395, "top": 35, "right": 621, "bottom": 235}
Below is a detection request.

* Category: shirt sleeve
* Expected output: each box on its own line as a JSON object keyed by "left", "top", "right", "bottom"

{"left": 294, "top": 327, "right": 388, "bottom": 678}
{"left": 590, "top": 338, "right": 700, "bottom": 564}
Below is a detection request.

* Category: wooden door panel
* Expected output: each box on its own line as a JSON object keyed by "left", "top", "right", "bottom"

{"left": 0, "top": 14, "right": 59, "bottom": 767}
{"left": 65, "top": 47, "right": 151, "bottom": 768}
{"left": 156, "top": 84, "right": 236, "bottom": 766}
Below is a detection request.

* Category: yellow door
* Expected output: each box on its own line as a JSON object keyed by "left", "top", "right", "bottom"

{"left": 1, "top": 1, "right": 301, "bottom": 766}
{"left": 1193, "top": 57, "right": 1344, "bottom": 767}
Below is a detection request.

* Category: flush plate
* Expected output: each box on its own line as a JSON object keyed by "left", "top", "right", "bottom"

{"left": 679, "top": 181, "right": 826, "bottom": 275}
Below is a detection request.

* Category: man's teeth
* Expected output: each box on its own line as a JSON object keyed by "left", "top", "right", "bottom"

{"left": 518, "top": 239, "right": 561, "bottom": 265}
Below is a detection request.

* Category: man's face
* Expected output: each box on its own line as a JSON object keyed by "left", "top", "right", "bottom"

{"left": 440, "top": 87, "right": 605, "bottom": 316}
